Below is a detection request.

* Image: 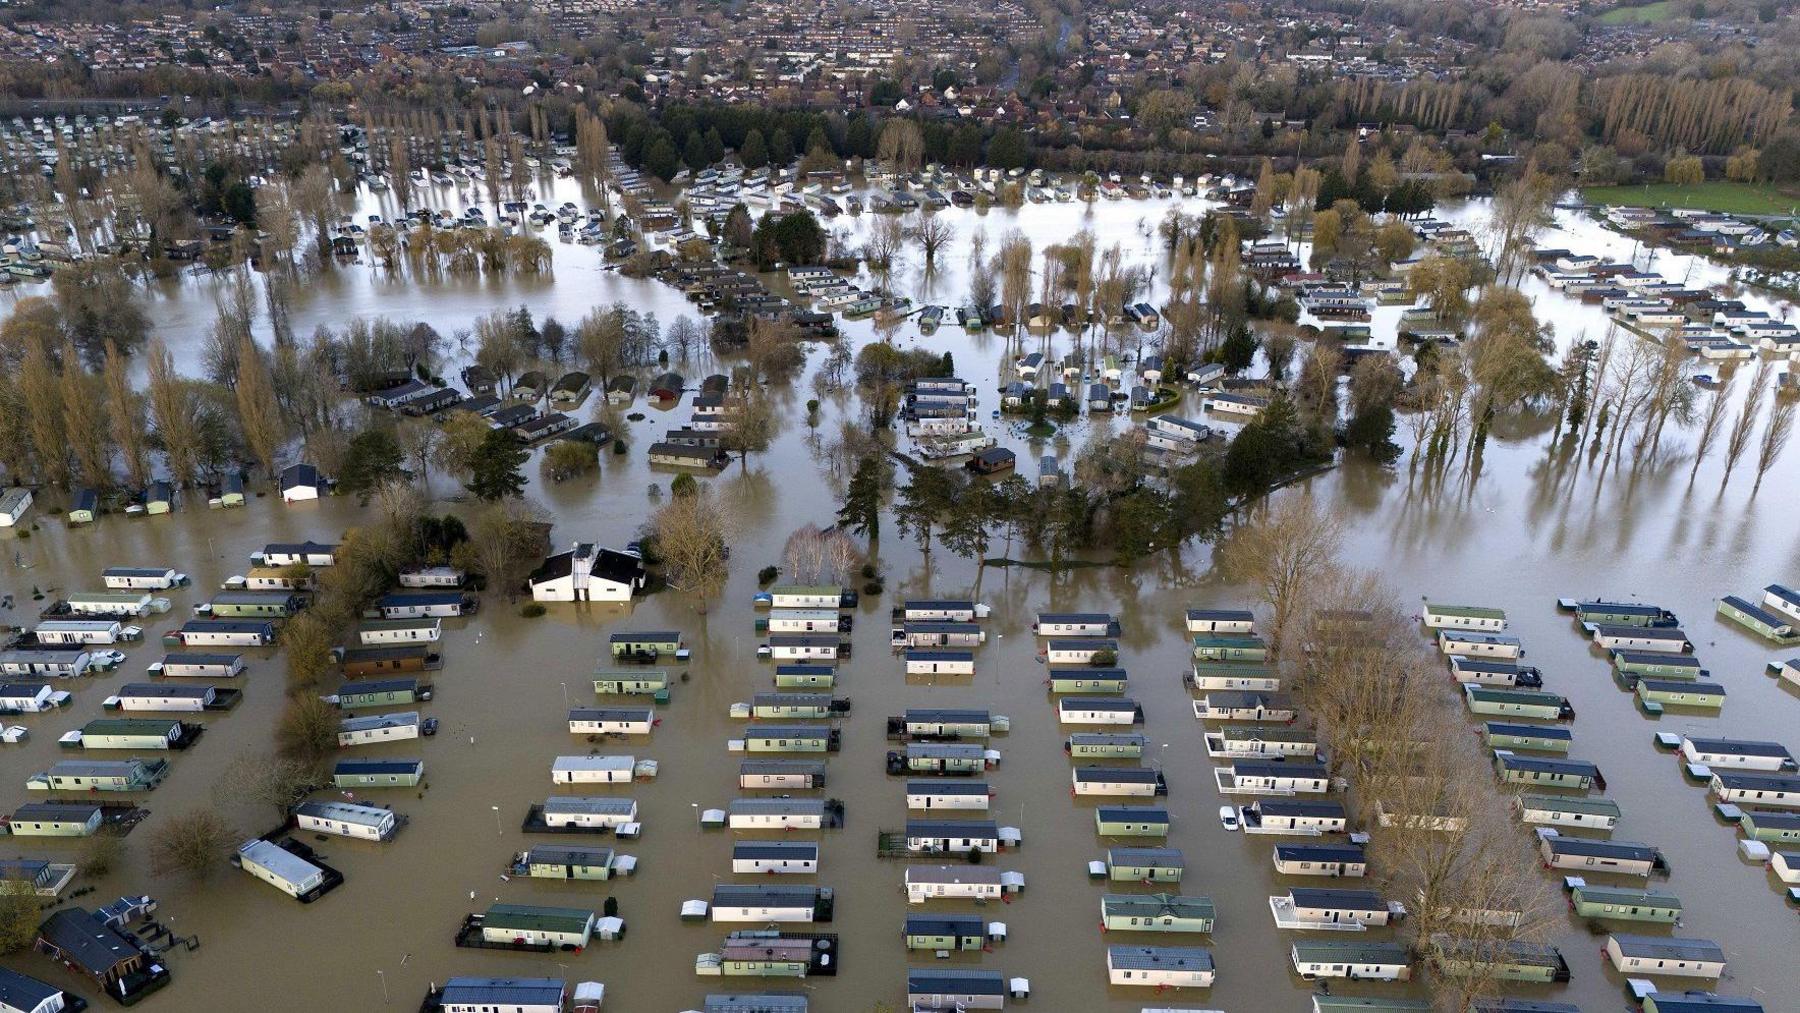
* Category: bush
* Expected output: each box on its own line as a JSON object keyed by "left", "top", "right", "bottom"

{"left": 1091, "top": 649, "right": 1118, "bottom": 666}
{"left": 861, "top": 563, "right": 878, "bottom": 579}
{"left": 520, "top": 603, "right": 548, "bottom": 618}
{"left": 862, "top": 580, "right": 884, "bottom": 596}
{"left": 543, "top": 440, "right": 599, "bottom": 476}
{"left": 758, "top": 566, "right": 780, "bottom": 585}
{"left": 613, "top": 440, "right": 629, "bottom": 455}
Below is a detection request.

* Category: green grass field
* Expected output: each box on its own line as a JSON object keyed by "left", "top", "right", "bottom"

{"left": 1581, "top": 181, "right": 1800, "bottom": 218}
{"left": 1598, "top": 1, "right": 1681, "bottom": 23}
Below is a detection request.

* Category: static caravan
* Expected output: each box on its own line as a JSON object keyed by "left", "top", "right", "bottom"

{"left": 1194, "top": 690, "right": 1296, "bottom": 723}
{"left": 371, "top": 591, "right": 472, "bottom": 619}
{"left": 1215, "top": 761, "right": 1330, "bottom": 795}
{"left": 1422, "top": 603, "right": 1507, "bottom": 631}
{"left": 1095, "top": 805, "right": 1170, "bottom": 838}
{"left": 0, "top": 682, "right": 57, "bottom": 712}
{"left": 1716, "top": 596, "right": 1798, "bottom": 642}
{"left": 1514, "top": 793, "right": 1621, "bottom": 832}
{"left": 1642, "top": 994, "right": 1765, "bottom": 1013}
{"left": 1463, "top": 686, "right": 1572, "bottom": 720}
{"left": 1437, "top": 630, "right": 1523, "bottom": 659}
{"left": 27, "top": 758, "right": 167, "bottom": 793}
{"left": 332, "top": 758, "right": 424, "bottom": 788}
{"left": 173, "top": 618, "right": 275, "bottom": 647}
{"left": 75, "top": 718, "right": 186, "bottom": 750}
{"left": 33, "top": 620, "right": 128, "bottom": 645}
{"left": 1570, "top": 885, "right": 1682, "bottom": 923}
{"left": 593, "top": 668, "right": 670, "bottom": 697}
{"left": 751, "top": 693, "right": 839, "bottom": 719}
{"left": 904, "top": 914, "right": 986, "bottom": 951}
{"left": 739, "top": 760, "right": 827, "bottom": 790}
{"left": 0, "top": 487, "right": 32, "bottom": 528}
{"left": 904, "top": 865, "right": 1015, "bottom": 903}
{"left": 727, "top": 798, "right": 838, "bottom": 830}
{"left": 1429, "top": 938, "right": 1570, "bottom": 984}
{"left": 257, "top": 541, "right": 337, "bottom": 567}
{"left": 1772, "top": 851, "right": 1800, "bottom": 884}
{"left": 710, "top": 885, "right": 834, "bottom": 924}
{"left": 398, "top": 566, "right": 465, "bottom": 589}
{"left": 905, "top": 968, "right": 1005, "bottom": 1011}
{"left": 905, "top": 819, "right": 1000, "bottom": 854}
{"left": 1044, "top": 638, "right": 1118, "bottom": 665}
{"left": 432, "top": 978, "right": 566, "bottom": 1013}
{"left": 337, "top": 711, "right": 420, "bottom": 747}
{"left": 1191, "top": 633, "right": 1269, "bottom": 662}
{"left": 1566, "top": 599, "right": 1677, "bottom": 627}
{"left": 0, "top": 651, "right": 92, "bottom": 678}
{"left": 235, "top": 839, "right": 330, "bottom": 901}
{"left": 767, "top": 636, "right": 843, "bottom": 661}
{"left": 1185, "top": 609, "right": 1255, "bottom": 634}
{"left": 1049, "top": 668, "right": 1128, "bottom": 694}
{"left": 154, "top": 653, "right": 244, "bottom": 678}
{"left": 1637, "top": 679, "right": 1725, "bottom": 709}
{"left": 1604, "top": 934, "right": 1726, "bottom": 979}
{"left": 1616, "top": 651, "right": 1706, "bottom": 680}
{"left": 65, "top": 591, "right": 160, "bottom": 617}
{"left": 766, "top": 610, "right": 850, "bottom": 635}
{"left": 732, "top": 841, "right": 820, "bottom": 874}
{"left": 103, "top": 568, "right": 186, "bottom": 590}
{"left": 551, "top": 755, "right": 638, "bottom": 785}
{"left": 898, "top": 743, "right": 988, "bottom": 774}
{"left": 1204, "top": 726, "right": 1319, "bottom": 759}
{"left": 773, "top": 665, "right": 835, "bottom": 689}
{"left": 903, "top": 650, "right": 975, "bottom": 676}
{"left": 294, "top": 801, "right": 399, "bottom": 842}
{"left": 1492, "top": 751, "right": 1603, "bottom": 790}
{"left": 766, "top": 585, "right": 855, "bottom": 610}
{"left": 568, "top": 707, "right": 656, "bottom": 736}
{"left": 897, "top": 709, "right": 998, "bottom": 739}
{"left": 1241, "top": 800, "right": 1349, "bottom": 835}
{"left": 474, "top": 903, "right": 596, "bottom": 949}
{"left": 907, "top": 780, "right": 992, "bottom": 810}
{"left": 538, "top": 796, "right": 638, "bottom": 830}
{"left": 1711, "top": 770, "right": 1800, "bottom": 809}
{"left": 5, "top": 803, "right": 103, "bottom": 837}
{"left": 1484, "top": 722, "right": 1572, "bottom": 753}
{"left": 1105, "top": 945, "right": 1215, "bottom": 988}
{"left": 742, "top": 724, "right": 839, "bottom": 754}
{"left": 1034, "top": 613, "right": 1120, "bottom": 638}
{"left": 242, "top": 566, "right": 317, "bottom": 592}
{"left": 1067, "top": 732, "right": 1147, "bottom": 758}
{"left": 335, "top": 678, "right": 424, "bottom": 710}
{"left": 1277, "top": 887, "right": 1394, "bottom": 928}
{"left": 1072, "top": 766, "right": 1166, "bottom": 798}
{"left": 1539, "top": 835, "right": 1666, "bottom": 876}
{"left": 898, "top": 622, "right": 986, "bottom": 647}
{"left": 358, "top": 619, "right": 442, "bottom": 645}
{"left": 1739, "top": 809, "right": 1800, "bottom": 844}
{"left": 335, "top": 645, "right": 435, "bottom": 677}
{"left": 900, "top": 600, "right": 989, "bottom": 622}
{"left": 1590, "top": 624, "right": 1690, "bottom": 653}
{"left": 1681, "top": 737, "right": 1794, "bottom": 771}
{"left": 1099, "top": 894, "right": 1215, "bottom": 933}
{"left": 1272, "top": 843, "right": 1367, "bottom": 877}
{"left": 1189, "top": 662, "right": 1280, "bottom": 692}
{"left": 513, "top": 845, "right": 619, "bottom": 881}
{"left": 1450, "top": 657, "right": 1541, "bottom": 687}
{"left": 1056, "top": 696, "right": 1142, "bottom": 726}
{"left": 1106, "top": 847, "right": 1185, "bottom": 883}
{"left": 207, "top": 590, "right": 305, "bottom": 619}
{"left": 112, "top": 682, "right": 216, "bottom": 713}
{"left": 1291, "top": 940, "right": 1411, "bottom": 981}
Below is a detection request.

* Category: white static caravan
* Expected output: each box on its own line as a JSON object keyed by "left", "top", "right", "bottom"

{"left": 102, "top": 567, "right": 184, "bottom": 590}
{"left": 905, "top": 865, "right": 1019, "bottom": 904}
{"left": 174, "top": 619, "right": 274, "bottom": 647}
{"left": 766, "top": 636, "right": 842, "bottom": 661}
{"left": 568, "top": 707, "right": 656, "bottom": 736}
{"left": 1765, "top": 583, "right": 1800, "bottom": 624}
{"left": 1185, "top": 609, "right": 1256, "bottom": 634}
{"left": 1589, "top": 624, "right": 1691, "bottom": 654}
{"left": 33, "top": 620, "right": 128, "bottom": 645}
{"left": 732, "top": 841, "right": 820, "bottom": 874}
{"left": 1044, "top": 639, "right": 1118, "bottom": 665}
{"left": 766, "top": 610, "right": 846, "bottom": 634}
{"left": 738, "top": 760, "right": 827, "bottom": 791}
{"left": 336, "top": 711, "right": 421, "bottom": 747}
{"left": 1422, "top": 603, "right": 1508, "bottom": 631}
{"left": 1437, "top": 631, "right": 1523, "bottom": 660}
{"left": 727, "top": 798, "right": 833, "bottom": 830}
{"left": 398, "top": 566, "right": 465, "bottom": 588}
{"left": 1711, "top": 771, "right": 1800, "bottom": 809}
{"left": 257, "top": 541, "right": 337, "bottom": 567}
{"left": 1603, "top": 934, "right": 1726, "bottom": 979}
{"left": 357, "top": 619, "right": 442, "bottom": 645}
{"left": 294, "top": 800, "right": 399, "bottom": 842}
{"left": 541, "top": 797, "right": 639, "bottom": 829}
{"left": 551, "top": 755, "right": 638, "bottom": 784}
{"left": 1034, "top": 613, "right": 1119, "bottom": 638}
{"left": 901, "top": 600, "right": 990, "bottom": 622}
{"left": 112, "top": 683, "right": 214, "bottom": 712}
{"left": 1106, "top": 945, "right": 1215, "bottom": 989}
{"left": 907, "top": 780, "right": 993, "bottom": 811}
{"left": 767, "top": 586, "right": 852, "bottom": 610}
{"left": 905, "top": 650, "right": 976, "bottom": 676}
{"left": 154, "top": 653, "right": 245, "bottom": 678}
{"left": 1681, "top": 737, "right": 1795, "bottom": 772}
{"left": 1056, "top": 696, "right": 1142, "bottom": 726}
{"left": 1190, "top": 664, "right": 1281, "bottom": 692}
{"left": 236, "top": 839, "right": 328, "bottom": 899}
{"left": 0, "top": 651, "right": 93, "bottom": 678}
{"left": 65, "top": 592, "right": 160, "bottom": 617}
{"left": 708, "top": 886, "right": 830, "bottom": 924}
{"left": 0, "top": 487, "right": 32, "bottom": 527}
{"left": 0, "top": 682, "right": 58, "bottom": 712}
{"left": 1217, "top": 762, "right": 1331, "bottom": 795}
{"left": 1072, "top": 767, "right": 1165, "bottom": 798}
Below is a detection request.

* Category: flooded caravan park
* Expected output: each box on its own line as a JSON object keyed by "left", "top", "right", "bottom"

{"left": 2, "top": 185, "right": 1799, "bottom": 1011}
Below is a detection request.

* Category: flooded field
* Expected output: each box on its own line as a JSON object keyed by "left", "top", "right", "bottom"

{"left": 3, "top": 183, "right": 1798, "bottom": 1011}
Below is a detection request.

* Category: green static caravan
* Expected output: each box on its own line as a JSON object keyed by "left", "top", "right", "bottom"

{"left": 1492, "top": 751, "right": 1605, "bottom": 791}
{"left": 471, "top": 903, "right": 597, "bottom": 949}
{"left": 903, "top": 914, "right": 986, "bottom": 951}
{"left": 510, "top": 845, "right": 619, "bottom": 881}
{"left": 27, "top": 758, "right": 168, "bottom": 792}
{"left": 1463, "top": 686, "right": 1573, "bottom": 721}
{"left": 4, "top": 802, "right": 103, "bottom": 837}
{"left": 1105, "top": 846, "right": 1185, "bottom": 883}
{"left": 1562, "top": 599, "right": 1677, "bottom": 627}
{"left": 74, "top": 718, "right": 187, "bottom": 750}
{"left": 1066, "top": 732, "right": 1146, "bottom": 759}
{"left": 1613, "top": 650, "right": 1707, "bottom": 680}
{"left": 592, "top": 668, "right": 670, "bottom": 698}
{"left": 1189, "top": 661, "right": 1281, "bottom": 692}
{"left": 1716, "top": 595, "right": 1800, "bottom": 644}
{"left": 895, "top": 742, "right": 988, "bottom": 774}
{"left": 1048, "top": 668, "right": 1128, "bottom": 694}
{"left": 207, "top": 590, "right": 306, "bottom": 619}
{"left": 1099, "top": 893, "right": 1215, "bottom": 933}
{"left": 1514, "top": 793, "right": 1622, "bottom": 832}
{"left": 773, "top": 664, "right": 835, "bottom": 689}
{"left": 1190, "top": 633, "right": 1269, "bottom": 662}
{"left": 334, "top": 677, "right": 424, "bottom": 709}
{"left": 1739, "top": 808, "right": 1800, "bottom": 844}
{"left": 1428, "top": 937, "right": 1570, "bottom": 983}
{"left": 1094, "top": 805, "right": 1170, "bottom": 838}
{"left": 1484, "top": 722, "right": 1572, "bottom": 753}
{"left": 1422, "top": 602, "right": 1508, "bottom": 632}
{"left": 740, "top": 724, "right": 839, "bottom": 754}
{"left": 332, "top": 758, "right": 425, "bottom": 788}
{"left": 608, "top": 630, "right": 683, "bottom": 660}
{"left": 1569, "top": 884, "right": 1683, "bottom": 923}
{"left": 752, "top": 694, "right": 840, "bottom": 720}
{"left": 1636, "top": 679, "right": 1726, "bottom": 710}
{"left": 1312, "top": 999, "right": 1434, "bottom": 1013}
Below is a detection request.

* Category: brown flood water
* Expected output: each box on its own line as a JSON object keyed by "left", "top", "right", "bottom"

{"left": 3, "top": 191, "right": 1799, "bottom": 1012}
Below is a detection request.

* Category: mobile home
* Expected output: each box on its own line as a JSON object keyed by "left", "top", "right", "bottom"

{"left": 1604, "top": 934, "right": 1725, "bottom": 978}
{"left": 905, "top": 969, "right": 1004, "bottom": 1011}
{"left": 1539, "top": 835, "right": 1666, "bottom": 876}
{"left": 337, "top": 710, "right": 421, "bottom": 746}
{"left": 1710, "top": 770, "right": 1800, "bottom": 809}
{"left": 1272, "top": 843, "right": 1367, "bottom": 877}
{"left": 727, "top": 798, "right": 839, "bottom": 830}
{"left": 536, "top": 796, "right": 638, "bottom": 830}
{"left": 27, "top": 758, "right": 167, "bottom": 793}
{"left": 905, "top": 819, "right": 1000, "bottom": 854}
{"left": 732, "top": 841, "right": 820, "bottom": 874}
{"left": 1438, "top": 631, "right": 1523, "bottom": 659}
{"left": 1291, "top": 940, "right": 1411, "bottom": 981}
{"left": 1095, "top": 805, "right": 1170, "bottom": 838}
{"left": 709, "top": 885, "right": 833, "bottom": 924}
{"left": 1072, "top": 767, "right": 1166, "bottom": 798}
{"left": 0, "top": 651, "right": 91, "bottom": 679}
{"left": 903, "top": 650, "right": 974, "bottom": 676}
{"left": 903, "top": 914, "right": 986, "bottom": 951}
{"left": 370, "top": 591, "right": 472, "bottom": 619}
{"left": 908, "top": 781, "right": 992, "bottom": 810}
{"left": 33, "top": 620, "right": 129, "bottom": 646}
{"left": 1514, "top": 793, "right": 1621, "bottom": 832}
{"left": 1589, "top": 624, "right": 1690, "bottom": 653}
{"left": 112, "top": 682, "right": 217, "bottom": 713}
{"left": 1422, "top": 603, "right": 1507, "bottom": 631}
{"left": 358, "top": 619, "right": 442, "bottom": 645}
{"left": 294, "top": 800, "right": 399, "bottom": 841}
{"left": 4, "top": 803, "right": 103, "bottom": 837}
{"left": 1680, "top": 737, "right": 1794, "bottom": 772}
{"left": 767, "top": 635, "right": 843, "bottom": 661}
{"left": 1044, "top": 639, "right": 1118, "bottom": 665}
{"left": 1185, "top": 609, "right": 1255, "bottom": 634}
{"left": 235, "top": 838, "right": 332, "bottom": 901}
{"left": 741, "top": 724, "right": 838, "bottom": 754}
{"left": 904, "top": 865, "right": 1017, "bottom": 903}
{"left": 154, "top": 653, "right": 245, "bottom": 678}
{"left": 172, "top": 618, "right": 274, "bottom": 647}
{"left": 1100, "top": 893, "right": 1215, "bottom": 933}
{"left": 551, "top": 755, "right": 639, "bottom": 785}
{"left": 1105, "top": 945, "right": 1215, "bottom": 988}
{"left": 1570, "top": 884, "right": 1682, "bottom": 923}
{"left": 513, "top": 845, "right": 620, "bottom": 880}
{"left": 568, "top": 707, "right": 656, "bottom": 736}
{"left": 332, "top": 758, "right": 424, "bottom": 788}
{"left": 102, "top": 567, "right": 185, "bottom": 590}
{"left": 1106, "top": 847, "right": 1185, "bottom": 882}
{"left": 739, "top": 760, "right": 826, "bottom": 790}
{"left": 74, "top": 717, "right": 186, "bottom": 750}
{"left": 1067, "top": 732, "right": 1147, "bottom": 758}
{"left": 1056, "top": 697, "right": 1142, "bottom": 726}
{"left": 1034, "top": 613, "right": 1120, "bottom": 638}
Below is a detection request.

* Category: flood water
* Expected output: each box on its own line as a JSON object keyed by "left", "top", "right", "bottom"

{"left": 3, "top": 179, "right": 1799, "bottom": 1012}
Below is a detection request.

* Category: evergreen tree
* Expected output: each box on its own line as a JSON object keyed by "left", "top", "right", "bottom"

{"left": 740, "top": 129, "right": 769, "bottom": 169}
{"left": 468, "top": 428, "right": 530, "bottom": 500}
{"left": 837, "top": 455, "right": 884, "bottom": 540}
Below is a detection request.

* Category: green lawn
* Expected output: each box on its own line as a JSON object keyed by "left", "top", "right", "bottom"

{"left": 1598, "top": 1, "right": 1680, "bottom": 23}
{"left": 1581, "top": 181, "right": 1800, "bottom": 218}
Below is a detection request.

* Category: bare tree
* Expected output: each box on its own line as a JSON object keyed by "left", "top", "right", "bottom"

{"left": 60, "top": 340, "right": 110, "bottom": 489}
{"left": 146, "top": 339, "right": 202, "bottom": 486}
{"left": 213, "top": 752, "right": 319, "bottom": 818}
{"left": 908, "top": 213, "right": 956, "bottom": 269}
{"left": 1722, "top": 360, "right": 1771, "bottom": 486}
{"left": 101, "top": 341, "right": 147, "bottom": 489}
{"left": 1752, "top": 393, "right": 1796, "bottom": 493}
{"left": 149, "top": 809, "right": 235, "bottom": 880}
{"left": 1688, "top": 370, "right": 1737, "bottom": 480}
{"left": 653, "top": 485, "right": 735, "bottom": 610}
{"left": 235, "top": 334, "right": 285, "bottom": 480}
{"left": 865, "top": 215, "right": 904, "bottom": 272}
{"left": 18, "top": 336, "right": 66, "bottom": 486}
{"left": 1216, "top": 495, "right": 1344, "bottom": 658}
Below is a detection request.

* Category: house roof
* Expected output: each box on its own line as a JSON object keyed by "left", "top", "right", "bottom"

{"left": 279, "top": 463, "right": 320, "bottom": 489}
{"left": 439, "top": 978, "right": 565, "bottom": 1007}
{"left": 36, "top": 908, "right": 145, "bottom": 975}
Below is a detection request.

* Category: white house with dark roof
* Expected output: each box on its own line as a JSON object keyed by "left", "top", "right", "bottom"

{"left": 529, "top": 543, "right": 646, "bottom": 603}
